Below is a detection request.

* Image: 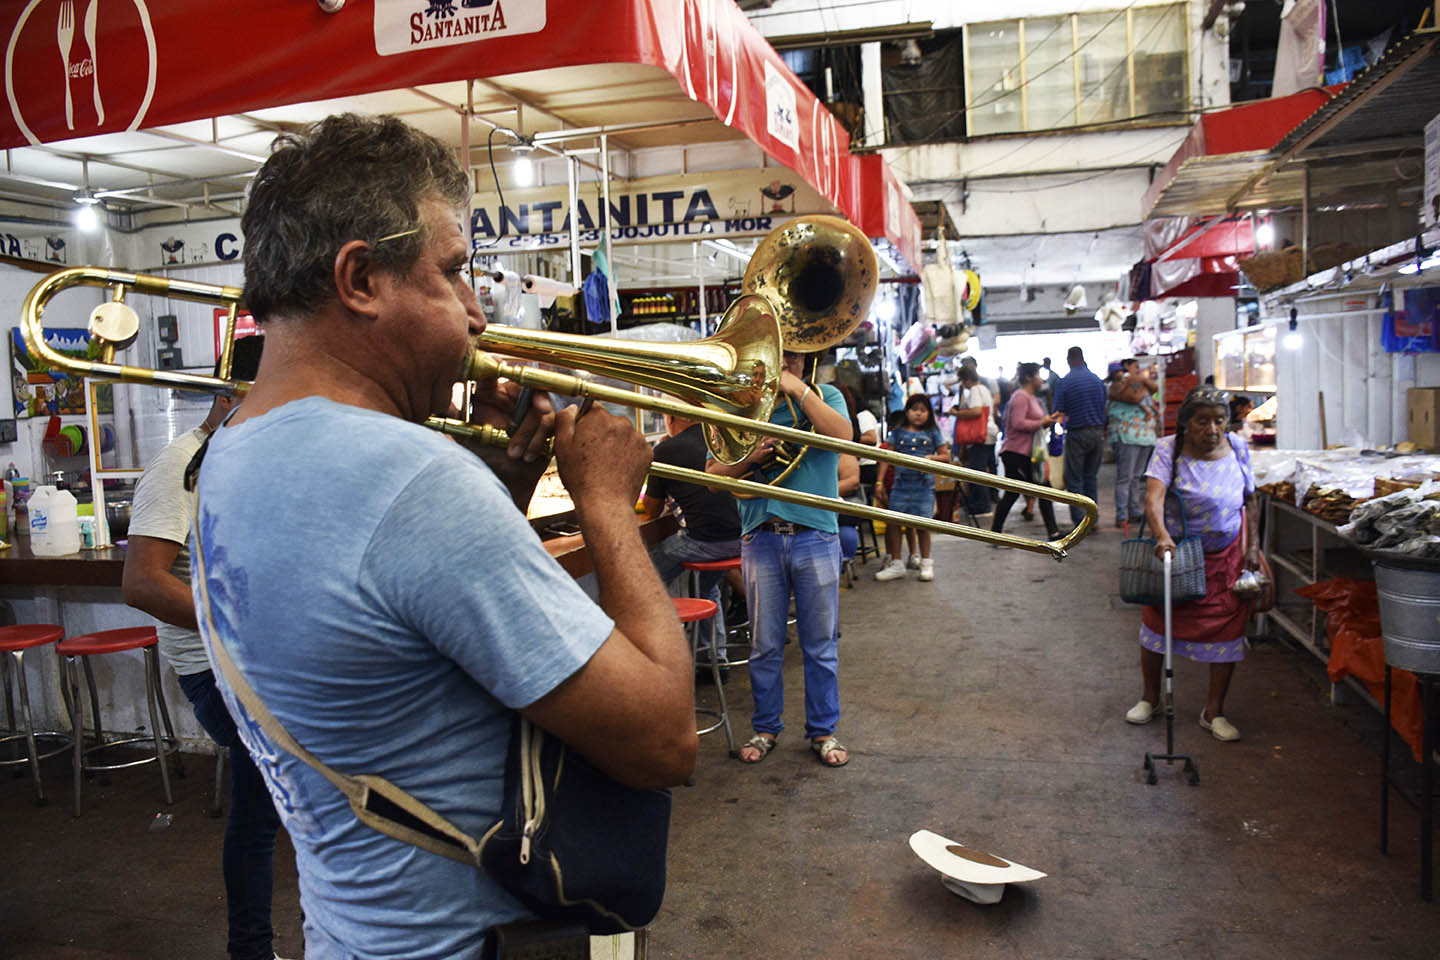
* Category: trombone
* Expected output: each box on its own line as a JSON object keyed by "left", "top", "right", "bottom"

{"left": 19, "top": 230, "right": 1097, "bottom": 560}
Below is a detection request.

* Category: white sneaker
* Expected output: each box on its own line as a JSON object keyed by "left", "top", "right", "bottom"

{"left": 1125, "top": 699, "right": 1155, "bottom": 724}
{"left": 918, "top": 559, "right": 934, "bottom": 582}
{"left": 874, "top": 559, "right": 907, "bottom": 581}
{"left": 1199, "top": 710, "right": 1239, "bottom": 741}
{"left": 906, "top": 554, "right": 921, "bottom": 570}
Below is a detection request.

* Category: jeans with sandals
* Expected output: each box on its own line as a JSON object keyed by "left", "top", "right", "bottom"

{"left": 741, "top": 526, "right": 842, "bottom": 740}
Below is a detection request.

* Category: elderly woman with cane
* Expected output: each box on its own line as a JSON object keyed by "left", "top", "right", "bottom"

{"left": 1124, "top": 387, "right": 1260, "bottom": 741}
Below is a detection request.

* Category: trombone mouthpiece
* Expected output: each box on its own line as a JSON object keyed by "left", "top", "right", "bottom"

{"left": 467, "top": 350, "right": 502, "bottom": 382}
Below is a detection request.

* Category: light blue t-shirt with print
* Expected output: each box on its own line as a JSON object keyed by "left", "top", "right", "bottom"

{"left": 192, "top": 397, "right": 614, "bottom": 959}
{"left": 723, "top": 383, "right": 846, "bottom": 535}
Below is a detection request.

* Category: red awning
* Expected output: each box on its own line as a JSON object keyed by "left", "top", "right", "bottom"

{"left": 0, "top": 0, "right": 922, "bottom": 272}
{"left": 851, "top": 154, "right": 922, "bottom": 276}
{"left": 1141, "top": 86, "right": 1342, "bottom": 218}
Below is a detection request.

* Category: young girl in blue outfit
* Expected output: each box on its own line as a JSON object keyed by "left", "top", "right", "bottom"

{"left": 873, "top": 394, "right": 950, "bottom": 582}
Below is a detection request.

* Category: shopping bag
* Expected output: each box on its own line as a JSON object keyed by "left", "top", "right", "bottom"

{"left": 1118, "top": 492, "right": 1206, "bottom": 606}
{"left": 953, "top": 407, "right": 988, "bottom": 446}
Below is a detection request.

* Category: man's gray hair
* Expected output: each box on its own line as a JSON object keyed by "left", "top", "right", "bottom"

{"left": 241, "top": 113, "right": 470, "bottom": 321}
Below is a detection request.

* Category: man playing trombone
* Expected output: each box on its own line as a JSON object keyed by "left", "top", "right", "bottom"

{"left": 707, "top": 351, "right": 854, "bottom": 768}
{"left": 191, "top": 113, "right": 696, "bottom": 958}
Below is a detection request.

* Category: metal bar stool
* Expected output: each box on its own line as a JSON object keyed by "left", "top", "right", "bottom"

{"left": 0, "top": 624, "right": 71, "bottom": 805}
{"left": 57, "top": 626, "right": 181, "bottom": 817}
{"left": 673, "top": 597, "right": 734, "bottom": 757}
{"left": 682, "top": 557, "right": 751, "bottom": 670}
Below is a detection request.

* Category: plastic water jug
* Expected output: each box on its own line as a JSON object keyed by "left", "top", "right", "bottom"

{"left": 29, "top": 485, "right": 81, "bottom": 556}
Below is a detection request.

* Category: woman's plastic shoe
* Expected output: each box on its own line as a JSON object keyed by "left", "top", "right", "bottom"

{"left": 1199, "top": 710, "right": 1239, "bottom": 741}
{"left": 1124, "top": 699, "right": 1155, "bottom": 724}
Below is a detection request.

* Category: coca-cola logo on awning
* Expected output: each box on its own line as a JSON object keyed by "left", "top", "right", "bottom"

{"left": 5, "top": 0, "right": 157, "bottom": 145}
{"left": 681, "top": 0, "right": 736, "bottom": 127}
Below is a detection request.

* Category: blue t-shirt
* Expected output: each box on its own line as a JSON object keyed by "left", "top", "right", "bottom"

{"left": 193, "top": 397, "right": 614, "bottom": 959}
{"left": 726, "top": 383, "right": 846, "bottom": 535}
{"left": 888, "top": 425, "right": 943, "bottom": 487}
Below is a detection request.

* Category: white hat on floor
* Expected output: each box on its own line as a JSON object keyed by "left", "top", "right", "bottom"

{"left": 908, "top": 829, "right": 1046, "bottom": 904}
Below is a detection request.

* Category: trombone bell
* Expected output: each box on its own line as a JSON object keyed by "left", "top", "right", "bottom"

{"left": 743, "top": 215, "right": 878, "bottom": 352}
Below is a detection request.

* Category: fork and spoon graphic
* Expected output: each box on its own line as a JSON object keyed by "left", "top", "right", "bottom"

{"left": 57, "top": 0, "right": 103, "bottom": 130}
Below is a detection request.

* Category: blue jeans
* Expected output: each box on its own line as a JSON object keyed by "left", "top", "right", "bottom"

{"left": 1063, "top": 426, "right": 1105, "bottom": 525}
{"left": 741, "top": 527, "right": 842, "bottom": 740}
{"left": 1113, "top": 442, "right": 1154, "bottom": 522}
{"left": 179, "top": 669, "right": 283, "bottom": 960}
{"left": 651, "top": 530, "right": 741, "bottom": 658}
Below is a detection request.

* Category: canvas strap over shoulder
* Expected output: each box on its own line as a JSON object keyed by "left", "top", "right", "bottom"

{"left": 189, "top": 494, "right": 486, "bottom": 868}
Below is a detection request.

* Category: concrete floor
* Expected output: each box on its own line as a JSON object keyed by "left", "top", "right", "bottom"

{"left": 4, "top": 483, "right": 1440, "bottom": 959}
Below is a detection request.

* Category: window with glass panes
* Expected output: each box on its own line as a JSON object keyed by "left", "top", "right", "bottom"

{"left": 964, "top": 3, "right": 1188, "bottom": 136}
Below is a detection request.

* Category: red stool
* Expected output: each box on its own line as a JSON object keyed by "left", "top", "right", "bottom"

{"left": 681, "top": 556, "right": 750, "bottom": 669}
{"left": 0, "top": 625, "right": 71, "bottom": 805}
{"left": 57, "top": 626, "right": 179, "bottom": 817}
{"left": 672, "top": 597, "right": 734, "bottom": 757}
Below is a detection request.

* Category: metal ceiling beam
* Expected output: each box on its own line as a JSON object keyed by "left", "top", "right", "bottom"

{"left": 763, "top": 20, "right": 934, "bottom": 52}
{"left": 531, "top": 117, "right": 715, "bottom": 145}
{"left": 21, "top": 142, "right": 223, "bottom": 187}
{"left": 143, "top": 127, "right": 269, "bottom": 164}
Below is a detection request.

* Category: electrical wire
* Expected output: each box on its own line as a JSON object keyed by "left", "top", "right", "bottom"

{"left": 473, "top": 127, "right": 508, "bottom": 252}
{"left": 890, "top": 0, "right": 1182, "bottom": 175}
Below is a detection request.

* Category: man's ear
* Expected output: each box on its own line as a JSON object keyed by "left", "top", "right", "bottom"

{"left": 333, "top": 240, "right": 383, "bottom": 320}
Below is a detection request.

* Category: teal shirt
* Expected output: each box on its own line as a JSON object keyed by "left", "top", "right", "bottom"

{"left": 723, "top": 383, "right": 846, "bottom": 535}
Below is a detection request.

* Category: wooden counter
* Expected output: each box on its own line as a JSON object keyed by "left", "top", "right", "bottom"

{"left": 0, "top": 515, "right": 677, "bottom": 589}
{"left": 0, "top": 535, "right": 127, "bottom": 587}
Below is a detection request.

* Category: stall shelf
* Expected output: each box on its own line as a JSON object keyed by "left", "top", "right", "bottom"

{"left": 1259, "top": 493, "right": 1378, "bottom": 709}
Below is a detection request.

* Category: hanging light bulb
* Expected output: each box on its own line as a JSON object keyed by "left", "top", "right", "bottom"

{"left": 1283, "top": 307, "right": 1302, "bottom": 350}
{"left": 73, "top": 189, "right": 101, "bottom": 231}
{"left": 512, "top": 141, "right": 536, "bottom": 188}
{"left": 876, "top": 295, "right": 898, "bottom": 321}
{"left": 1254, "top": 221, "right": 1275, "bottom": 248}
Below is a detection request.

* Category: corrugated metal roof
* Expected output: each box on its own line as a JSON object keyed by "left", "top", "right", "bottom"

{"left": 1276, "top": 29, "right": 1440, "bottom": 157}
{"left": 1144, "top": 28, "right": 1438, "bottom": 219}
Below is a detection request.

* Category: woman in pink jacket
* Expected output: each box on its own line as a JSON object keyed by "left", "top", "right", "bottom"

{"left": 990, "top": 362, "right": 1062, "bottom": 541}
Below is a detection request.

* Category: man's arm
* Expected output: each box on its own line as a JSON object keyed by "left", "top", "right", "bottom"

{"left": 783, "top": 372, "right": 851, "bottom": 440}
{"left": 837, "top": 454, "right": 860, "bottom": 497}
{"left": 520, "top": 405, "right": 697, "bottom": 789}
{"left": 122, "top": 536, "right": 197, "bottom": 630}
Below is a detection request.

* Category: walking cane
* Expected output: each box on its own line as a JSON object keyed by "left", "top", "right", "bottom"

{"left": 1144, "top": 550, "right": 1199, "bottom": 786}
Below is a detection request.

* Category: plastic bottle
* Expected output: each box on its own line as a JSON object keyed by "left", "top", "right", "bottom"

{"left": 28, "top": 485, "right": 80, "bottom": 556}
{"left": 12, "top": 478, "right": 29, "bottom": 536}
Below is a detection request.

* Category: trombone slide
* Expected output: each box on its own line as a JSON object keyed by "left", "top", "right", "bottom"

{"left": 436, "top": 351, "right": 1098, "bottom": 559}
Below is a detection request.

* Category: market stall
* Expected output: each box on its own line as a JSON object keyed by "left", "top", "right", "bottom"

{"left": 0, "top": 0, "right": 926, "bottom": 770}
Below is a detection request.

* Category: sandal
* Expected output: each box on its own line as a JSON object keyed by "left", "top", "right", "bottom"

{"left": 739, "top": 734, "right": 776, "bottom": 764}
{"left": 811, "top": 736, "right": 850, "bottom": 768}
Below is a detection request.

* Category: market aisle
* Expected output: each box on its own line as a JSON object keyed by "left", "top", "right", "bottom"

{"left": 3, "top": 476, "right": 1438, "bottom": 959}
{"left": 661, "top": 496, "right": 1440, "bottom": 960}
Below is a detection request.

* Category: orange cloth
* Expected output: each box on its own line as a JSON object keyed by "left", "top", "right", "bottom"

{"left": 1297, "top": 579, "right": 1425, "bottom": 762}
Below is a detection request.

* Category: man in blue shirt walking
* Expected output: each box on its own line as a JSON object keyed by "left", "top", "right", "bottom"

{"left": 1053, "top": 346, "right": 1108, "bottom": 527}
